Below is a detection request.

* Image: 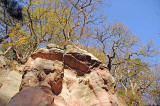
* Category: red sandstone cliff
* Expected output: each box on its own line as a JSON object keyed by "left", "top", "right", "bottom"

{"left": 8, "top": 44, "right": 124, "bottom": 106}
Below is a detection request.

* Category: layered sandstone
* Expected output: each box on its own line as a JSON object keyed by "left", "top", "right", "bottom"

{"left": 8, "top": 44, "right": 124, "bottom": 106}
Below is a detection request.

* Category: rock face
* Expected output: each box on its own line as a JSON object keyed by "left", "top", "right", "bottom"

{"left": 0, "top": 56, "right": 22, "bottom": 106}
{"left": 9, "top": 45, "right": 124, "bottom": 106}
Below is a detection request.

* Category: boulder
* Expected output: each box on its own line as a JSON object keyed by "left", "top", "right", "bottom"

{"left": 8, "top": 86, "right": 54, "bottom": 106}
{"left": 0, "top": 70, "right": 22, "bottom": 106}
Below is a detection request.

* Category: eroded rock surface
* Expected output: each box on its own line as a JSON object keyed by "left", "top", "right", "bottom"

{"left": 0, "top": 56, "right": 23, "bottom": 106}
{"left": 9, "top": 44, "right": 124, "bottom": 106}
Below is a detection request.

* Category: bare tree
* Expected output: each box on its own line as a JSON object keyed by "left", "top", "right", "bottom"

{"left": 92, "top": 23, "right": 156, "bottom": 105}
{"left": 63, "top": 0, "right": 104, "bottom": 42}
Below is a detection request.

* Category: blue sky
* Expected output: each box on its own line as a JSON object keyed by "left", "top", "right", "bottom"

{"left": 102, "top": 0, "right": 160, "bottom": 48}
